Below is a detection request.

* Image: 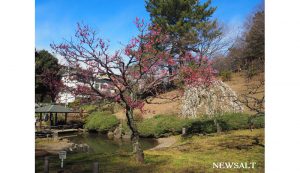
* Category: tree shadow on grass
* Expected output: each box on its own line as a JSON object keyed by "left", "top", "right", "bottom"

{"left": 218, "top": 135, "right": 264, "bottom": 150}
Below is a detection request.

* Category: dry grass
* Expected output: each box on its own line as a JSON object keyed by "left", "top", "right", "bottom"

{"left": 115, "top": 90, "right": 182, "bottom": 119}
{"left": 114, "top": 72, "right": 265, "bottom": 119}
{"left": 223, "top": 73, "right": 264, "bottom": 114}
{"left": 223, "top": 73, "right": 264, "bottom": 97}
{"left": 35, "top": 138, "right": 73, "bottom": 155}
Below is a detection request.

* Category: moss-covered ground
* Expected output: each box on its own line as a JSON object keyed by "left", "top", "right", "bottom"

{"left": 36, "top": 129, "right": 264, "bottom": 173}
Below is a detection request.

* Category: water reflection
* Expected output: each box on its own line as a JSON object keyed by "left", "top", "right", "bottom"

{"left": 69, "top": 133, "right": 157, "bottom": 154}
{"left": 35, "top": 133, "right": 157, "bottom": 173}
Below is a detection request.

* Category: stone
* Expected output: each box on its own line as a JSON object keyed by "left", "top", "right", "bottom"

{"left": 53, "top": 132, "right": 58, "bottom": 140}
{"left": 72, "top": 144, "right": 78, "bottom": 151}
{"left": 107, "top": 131, "right": 114, "bottom": 139}
{"left": 68, "top": 143, "right": 89, "bottom": 153}
{"left": 61, "top": 138, "right": 69, "bottom": 142}
{"left": 78, "top": 144, "right": 83, "bottom": 151}
{"left": 82, "top": 143, "right": 89, "bottom": 152}
{"left": 122, "top": 130, "right": 132, "bottom": 140}
{"left": 113, "top": 127, "right": 122, "bottom": 139}
{"left": 182, "top": 128, "right": 187, "bottom": 136}
{"left": 122, "top": 135, "right": 131, "bottom": 140}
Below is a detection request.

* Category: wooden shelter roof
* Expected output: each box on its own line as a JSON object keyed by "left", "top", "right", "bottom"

{"left": 35, "top": 105, "right": 73, "bottom": 113}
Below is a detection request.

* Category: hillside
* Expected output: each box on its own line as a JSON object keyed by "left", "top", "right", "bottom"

{"left": 114, "top": 72, "right": 264, "bottom": 119}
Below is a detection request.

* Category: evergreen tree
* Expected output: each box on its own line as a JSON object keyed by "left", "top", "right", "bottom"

{"left": 244, "top": 10, "right": 265, "bottom": 70}
{"left": 145, "top": 0, "right": 222, "bottom": 81}
{"left": 146, "top": 0, "right": 221, "bottom": 58}
{"left": 35, "top": 50, "right": 62, "bottom": 102}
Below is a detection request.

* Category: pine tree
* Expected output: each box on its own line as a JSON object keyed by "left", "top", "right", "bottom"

{"left": 146, "top": 0, "right": 222, "bottom": 75}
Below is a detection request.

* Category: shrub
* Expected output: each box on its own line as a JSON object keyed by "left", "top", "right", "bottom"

{"left": 251, "top": 115, "right": 265, "bottom": 128}
{"left": 99, "top": 103, "right": 117, "bottom": 113}
{"left": 136, "top": 113, "right": 264, "bottom": 137}
{"left": 220, "top": 70, "right": 232, "bottom": 81}
{"left": 137, "top": 115, "right": 189, "bottom": 138}
{"left": 84, "top": 111, "right": 119, "bottom": 132}
{"left": 68, "top": 98, "right": 81, "bottom": 109}
{"left": 187, "top": 119, "right": 218, "bottom": 134}
{"left": 216, "top": 113, "right": 250, "bottom": 131}
{"left": 186, "top": 113, "right": 263, "bottom": 134}
{"left": 80, "top": 105, "right": 98, "bottom": 113}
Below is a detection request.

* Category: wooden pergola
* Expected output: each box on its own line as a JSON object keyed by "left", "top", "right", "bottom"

{"left": 35, "top": 104, "right": 75, "bottom": 129}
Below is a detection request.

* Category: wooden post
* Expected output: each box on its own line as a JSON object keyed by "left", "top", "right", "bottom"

{"left": 39, "top": 113, "right": 42, "bottom": 130}
{"left": 93, "top": 162, "right": 99, "bottom": 173}
{"left": 64, "top": 113, "right": 67, "bottom": 125}
{"left": 44, "top": 156, "right": 49, "bottom": 173}
{"left": 50, "top": 113, "right": 52, "bottom": 130}
{"left": 55, "top": 113, "right": 58, "bottom": 126}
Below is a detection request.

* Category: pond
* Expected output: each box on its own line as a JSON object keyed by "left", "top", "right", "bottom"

{"left": 35, "top": 133, "right": 158, "bottom": 173}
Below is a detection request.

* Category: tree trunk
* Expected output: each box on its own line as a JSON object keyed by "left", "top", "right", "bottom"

{"left": 167, "top": 65, "right": 175, "bottom": 87}
{"left": 40, "top": 113, "right": 42, "bottom": 130}
{"left": 64, "top": 113, "right": 67, "bottom": 124}
{"left": 55, "top": 113, "right": 58, "bottom": 126}
{"left": 40, "top": 94, "right": 45, "bottom": 103}
{"left": 125, "top": 106, "right": 144, "bottom": 163}
{"left": 50, "top": 113, "right": 53, "bottom": 128}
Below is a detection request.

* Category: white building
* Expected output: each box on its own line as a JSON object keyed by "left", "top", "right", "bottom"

{"left": 56, "top": 72, "right": 116, "bottom": 105}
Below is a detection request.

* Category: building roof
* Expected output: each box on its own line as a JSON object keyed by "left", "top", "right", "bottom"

{"left": 35, "top": 104, "right": 73, "bottom": 113}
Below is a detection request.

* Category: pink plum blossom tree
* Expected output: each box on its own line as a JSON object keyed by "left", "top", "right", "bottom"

{"left": 51, "top": 18, "right": 215, "bottom": 163}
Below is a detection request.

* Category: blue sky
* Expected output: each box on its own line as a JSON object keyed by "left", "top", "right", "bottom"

{"left": 36, "top": 0, "right": 263, "bottom": 53}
